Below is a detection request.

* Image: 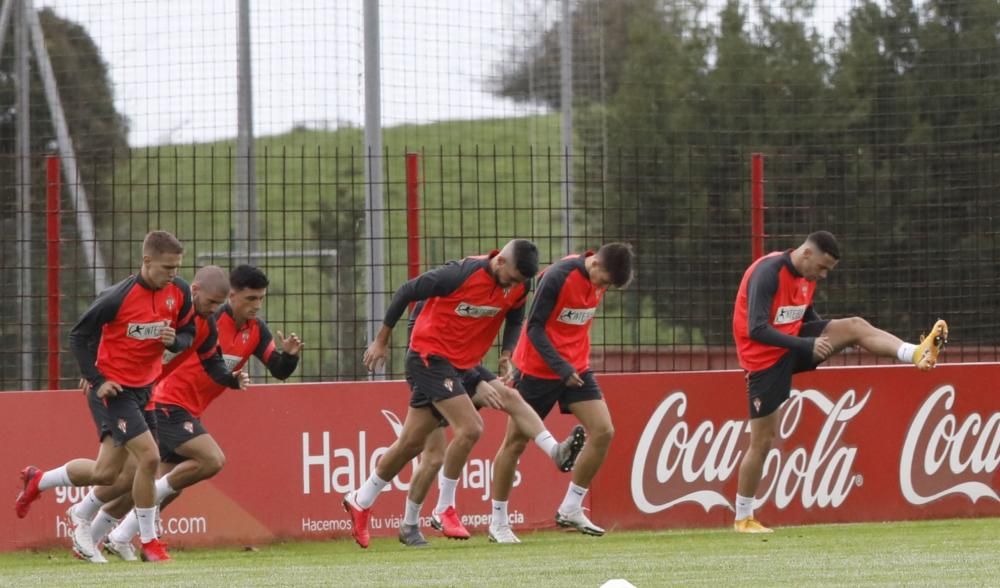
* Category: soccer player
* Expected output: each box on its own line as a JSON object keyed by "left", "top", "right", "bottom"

{"left": 14, "top": 231, "right": 196, "bottom": 563}
{"left": 69, "top": 265, "right": 249, "bottom": 562}
{"left": 346, "top": 239, "right": 540, "bottom": 549}
{"left": 489, "top": 243, "right": 635, "bottom": 543}
{"left": 396, "top": 306, "right": 586, "bottom": 547}
{"left": 731, "top": 231, "right": 948, "bottom": 533}
{"left": 100, "top": 264, "right": 302, "bottom": 560}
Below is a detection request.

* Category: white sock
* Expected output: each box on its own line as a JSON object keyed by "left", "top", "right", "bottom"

{"left": 558, "top": 482, "right": 587, "bottom": 514}
{"left": 74, "top": 489, "right": 105, "bottom": 520}
{"left": 135, "top": 506, "right": 158, "bottom": 543}
{"left": 535, "top": 431, "right": 559, "bottom": 459}
{"left": 354, "top": 474, "right": 389, "bottom": 509}
{"left": 897, "top": 343, "right": 917, "bottom": 363}
{"left": 434, "top": 475, "right": 459, "bottom": 515}
{"left": 403, "top": 498, "right": 422, "bottom": 526}
{"left": 735, "top": 494, "right": 755, "bottom": 520}
{"left": 38, "top": 465, "right": 72, "bottom": 491}
{"left": 90, "top": 511, "right": 119, "bottom": 544}
{"left": 109, "top": 511, "right": 139, "bottom": 543}
{"left": 154, "top": 476, "right": 176, "bottom": 505}
{"left": 491, "top": 500, "right": 509, "bottom": 528}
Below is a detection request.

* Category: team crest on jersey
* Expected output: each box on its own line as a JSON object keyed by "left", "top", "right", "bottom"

{"left": 557, "top": 307, "right": 597, "bottom": 326}
{"left": 242, "top": 330, "right": 250, "bottom": 343}
{"left": 443, "top": 378, "right": 454, "bottom": 392}
{"left": 454, "top": 302, "right": 501, "bottom": 318}
{"left": 802, "top": 285, "right": 808, "bottom": 296}
{"left": 183, "top": 421, "right": 194, "bottom": 434}
{"left": 774, "top": 305, "right": 807, "bottom": 325}
{"left": 127, "top": 321, "right": 165, "bottom": 340}
{"left": 117, "top": 419, "right": 128, "bottom": 434}
{"left": 165, "top": 296, "right": 176, "bottom": 312}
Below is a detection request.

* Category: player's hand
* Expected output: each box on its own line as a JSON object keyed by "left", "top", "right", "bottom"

{"left": 363, "top": 341, "right": 388, "bottom": 371}
{"left": 497, "top": 355, "right": 514, "bottom": 380}
{"left": 813, "top": 336, "right": 834, "bottom": 362}
{"left": 276, "top": 331, "right": 304, "bottom": 355}
{"left": 79, "top": 378, "right": 91, "bottom": 395}
{"left": 478, "top": 385, "right": 505, "bottom": 410}
{"left": 235, "top": 370, "right": 250, "bottom": 390}
{"left": 565, "top": 371, "right": 585, "bottom": 388}
{"left": 159, "top": 325, "right": 177, "bottom": 347}
{"left": 97, "top": 380, "right": 123, "bottom": 399}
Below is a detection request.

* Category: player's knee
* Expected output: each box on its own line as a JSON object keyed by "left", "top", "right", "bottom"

{"left": 499, "top": 387, "right": 522, "bottom": 406}
{"left": 454, "top": 419, "right": 483, "bottom": 445}
{"left": 202, "top": 451, "right": 226, "bottom": 477}
{"left": 422, "top": 451, "right": 445, "bottom": 473}
{"left": 589, "top": 423, "right": 615, "bottom": 449}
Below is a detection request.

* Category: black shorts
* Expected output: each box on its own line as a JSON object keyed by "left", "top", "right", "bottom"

{"left": 514, "top": 370, "right": 603, "bottom": 420}
{"left": 406, "top": 351, "right": 470, "bottom": 411}
{"left": 87, "top": 385, "right": 157, "bottom": 446}
{"left": 434, "top": 365, "right": 498, "bottom": 427}
{"left": 153, "top": 403, "right": 208, "bottom": 463}
{"left": 746, "top": 320, "right": 830, "bottom": 418}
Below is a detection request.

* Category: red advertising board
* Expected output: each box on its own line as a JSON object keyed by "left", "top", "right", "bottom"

{"left": 594, "top": 364, "right": 1000, "bottom": 529}
{"left": 1, "top": 364, "right": 998, "bottom": 552}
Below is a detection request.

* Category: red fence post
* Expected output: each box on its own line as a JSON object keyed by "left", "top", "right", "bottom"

{"left": 46, "top": 155, "right": 61, "bottom": 390}
{"left": 406, "top": 152, "right": 421, "bottom": 281}
{"left": 751, "top": 153, "right": 765, "bottom": 261}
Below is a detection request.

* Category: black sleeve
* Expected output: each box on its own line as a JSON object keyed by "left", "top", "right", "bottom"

{"left": 69, "top": 279, "right": 131, "bottom": 388}
{"left": 255, "top": 319, "right": 299, "bottom": 380}
{"left": 525, "top": 265, "right": 577, "bottom": 379}
{"left": 383, "top": 261, "right": 469, "bottom": 328}
{"left": 166, "top": 278, "right": 195, "bottom": 353}
{"left": 406, "top": 300, "right": 425, "bottom": 341}
{"left": 746, "top": 261, "right": 815, "bottom": 355}
{"left": 804, "top": 305, "right": 822, "bottom": 323}
{"left": 500, "top": 290, "right": 528, "bottom": 353}
{"left": 197, "top": 319, "right": 241, "bottom": 389}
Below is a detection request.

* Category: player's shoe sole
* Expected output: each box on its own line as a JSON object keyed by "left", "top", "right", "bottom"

{"left": 913, "top": 319, "right": 948, "bottom": 370}
{"left": 554, "top": 425, "right": 587, "bottom": 472}
{"left": 14, "top": 466, "right": 42, "bottom": 518}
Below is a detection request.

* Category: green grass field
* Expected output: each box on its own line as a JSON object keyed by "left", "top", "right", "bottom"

{"left": 1, "top": 519, "right": 997, "bottom": 587}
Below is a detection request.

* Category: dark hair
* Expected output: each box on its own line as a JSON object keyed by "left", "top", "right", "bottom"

{"left": 143, "top": 230, "right": 184, "bottom": 256}
{"left": 807, "top": 231, "right": 840, "bottom": 260}
{"left": 597, "top": 243, "right": 635, "bottom": 288}
{"left": 511, "top": 239, "right": 539, "bottom": 279}
{"left": 230, "top": 264, "right": 270, "bottom": 290}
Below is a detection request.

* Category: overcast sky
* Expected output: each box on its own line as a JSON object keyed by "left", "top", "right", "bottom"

{"left": 34, "top": 0, "right": 851, "bottom": 147}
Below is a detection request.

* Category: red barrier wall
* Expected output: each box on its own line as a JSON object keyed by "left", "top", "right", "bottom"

{"left": 2, "top": 364, "right": 998, "bottom": 552}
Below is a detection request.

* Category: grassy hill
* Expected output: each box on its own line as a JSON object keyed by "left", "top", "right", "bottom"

{"left": 105, "top": 114, "right": 682, "bottom": 381}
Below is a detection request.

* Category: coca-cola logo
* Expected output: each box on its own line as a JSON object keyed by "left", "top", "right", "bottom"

{"left": 899, "top": 385, "right": 1000, "bottom": 505}
{"left": 631, "top": 388, "right": 868, "bottom": 513}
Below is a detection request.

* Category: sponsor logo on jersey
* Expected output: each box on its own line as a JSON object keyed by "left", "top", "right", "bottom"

{"left": 127, "top": 321, "right": 167, "bottom": 340}
{"left": 557, "top": 307, "right": 597, "bottom": 326}
{"left": 455, "top": 302, "right": 502, "bottom": 318}
{"left": 773, "top": 305, "right": 807, "bottom": 325}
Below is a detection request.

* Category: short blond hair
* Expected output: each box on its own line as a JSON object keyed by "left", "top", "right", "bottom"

{"left": 143, "top": 231, "right": 184, "bottom": 256}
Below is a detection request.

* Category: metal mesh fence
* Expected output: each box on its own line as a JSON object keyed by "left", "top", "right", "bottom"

{"left": 0, "top": 0, "right": 998, "bottom": 388}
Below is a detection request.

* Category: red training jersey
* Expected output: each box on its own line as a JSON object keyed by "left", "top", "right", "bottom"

{"left": 514, "top": 252, "right": 605, "bottom": 380}
{"left": 733, "top": 251, "right": 818, "bottom": 372}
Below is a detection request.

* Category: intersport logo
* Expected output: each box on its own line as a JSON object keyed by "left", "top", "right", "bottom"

{"left": 899, "top": 385, "right": 1000, "bottom": 505}
{"left": 631, "top": 388, "right": 868, "bottom": 513}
